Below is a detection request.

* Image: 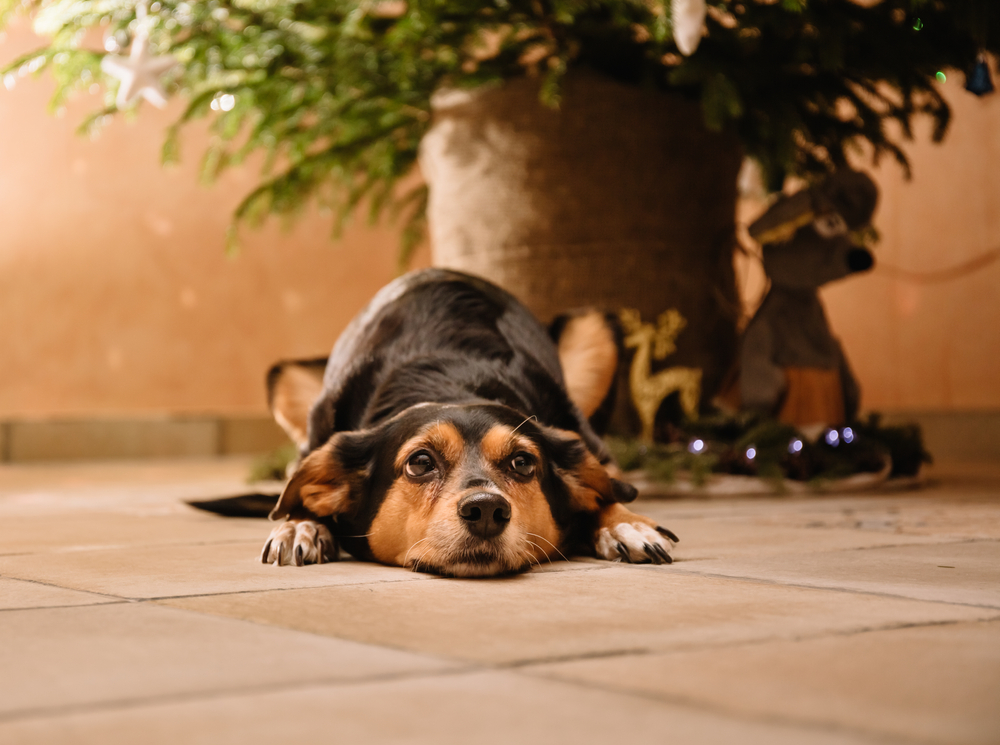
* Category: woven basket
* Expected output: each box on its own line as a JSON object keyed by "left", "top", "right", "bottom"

{"left": 419, "top": 71, "right": 744, "bottom": 413}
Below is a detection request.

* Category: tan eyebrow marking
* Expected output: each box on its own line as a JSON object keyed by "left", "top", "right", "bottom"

{"left": 393, "top": 421, "right": 465, "bottom": 472}
{"left": 480, "top": 425, "right": 541, "bottom": 465}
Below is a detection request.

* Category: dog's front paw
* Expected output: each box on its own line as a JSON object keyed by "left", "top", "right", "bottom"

{"left": 594, "top": 504, "right": 677, "bottom": 565}
{"left": 261, "top": 520, "right": 337, "bottom": 566}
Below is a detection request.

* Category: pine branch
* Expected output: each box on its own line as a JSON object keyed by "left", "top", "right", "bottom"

{"left": 1, "top": 0, "right": 996, "bottom": 260}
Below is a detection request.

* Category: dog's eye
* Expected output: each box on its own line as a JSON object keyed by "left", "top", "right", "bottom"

{"left": 509, "top": 452, "right": 536, "bottom": 478}
{"left": 405, "top": 450, "right": 437, "bottom": 479}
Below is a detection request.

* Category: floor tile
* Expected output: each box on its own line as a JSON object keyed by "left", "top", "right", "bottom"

{"left": 530, "top": 619, "right": 1000, "bottom": 745}
{"left": 160, "top": 566, "right": 993, "bottom": 665}
{"left": 0, "top": 458, "right": 258, "bottom": 517}
{"left": 0, "top": 603, "right": 456, "bottom": 720}
{"left": 0, "top": 541, "right": 432, "bottom": 599}
{"left": 679, "top": 540, "right": 1000, "bottom": 607}
{"left": 0, "top": 669, "right": 890, "bottom": 745}
{"left": 0, "top": 577, "right": 117, "bottom": 611}
{"left": 640, "top": 494, "right": 1000, "bottom": 544}
{"left": 632, "top": 513, "right": 938, "bottom": 561}
{"left": 0, "top": 511, "right": 268, "bottom": 556}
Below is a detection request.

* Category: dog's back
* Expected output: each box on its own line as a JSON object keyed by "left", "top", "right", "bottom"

{"left": 306, "top": 269, "right": 610, "bottom": 460}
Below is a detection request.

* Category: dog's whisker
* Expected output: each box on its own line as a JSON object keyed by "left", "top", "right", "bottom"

{"left": 523, "top": 540, "right": 547, "bottom": 566}
{"left": 412, "top": 544, "right": 434, "bottom": 573}
{"left": 527, "top": 532, "right": 569, "bottom": 563}
{"left": 403, "top": 536, "right": 432, "bottom": 567}
{"left": 521, "top": 547, "right": 540, "bottom": 568}
{"left": 510, "top": 414, "right": 537, "bottom": 435}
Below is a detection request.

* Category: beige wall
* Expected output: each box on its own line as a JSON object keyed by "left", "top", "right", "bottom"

{"left": 823, "top": 84, "right": 1000, "bottom": 411}
{"left": 0, "top": 21, "right": 425, "bottom": 419}
{"left": 734, "top": 82, "right": 1000, "bottom": 414}
{"left": 1, "top": 20, "right": 997, "bottom": 419}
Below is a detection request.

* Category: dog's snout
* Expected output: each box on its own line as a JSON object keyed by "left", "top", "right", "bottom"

{"left": 457, "top": 493, "right": 511, "bottom": 539}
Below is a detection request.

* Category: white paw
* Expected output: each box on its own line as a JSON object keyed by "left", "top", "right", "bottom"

{"left": 260, "top": 520, "right": 337, "bottom": 566}
{"left": 596, "top": 522, "right": 675, "bottom": 564}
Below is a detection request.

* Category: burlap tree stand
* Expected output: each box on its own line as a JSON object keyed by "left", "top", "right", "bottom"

{"left": 419, "top": 71, "right": 744, "bottom": 431}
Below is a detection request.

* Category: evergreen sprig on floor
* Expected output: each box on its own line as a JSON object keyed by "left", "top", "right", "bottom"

{"left": 606, "top": 412, "right": 932, "bottom": 485}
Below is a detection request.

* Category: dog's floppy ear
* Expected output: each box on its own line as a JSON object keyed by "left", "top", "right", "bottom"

{"left": 269, "top": 433, "right": 367, "bottom": 521}
{"left": 266, "top": 358, "right": 327, "bottom": 450}
{"left": 538, "top": 425, "right": 638, "bottom": 511}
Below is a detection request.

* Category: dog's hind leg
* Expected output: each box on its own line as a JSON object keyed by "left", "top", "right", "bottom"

{"left": 550, "top": 310, "right": 620, "bottom": 429}
{"left": 261, "top": 520, "right": 338, "bottom": 566}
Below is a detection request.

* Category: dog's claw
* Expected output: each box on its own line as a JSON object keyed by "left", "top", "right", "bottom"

{"left": 616, "top": 541, "right": 633, "bottom": 563}
{"left": 656, "top": 526, "right": 680, "bottom": 543}
{"left": 655, "top": 544, "right": 673, "bottom": 563}
{"left": 261, "top": 520, "right": 335, "bottom": 567}
{"left": 643, "top": 544, "right": 659, "bottom": 564}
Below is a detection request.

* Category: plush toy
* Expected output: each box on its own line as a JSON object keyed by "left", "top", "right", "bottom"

{"left": 724, "top": 169, "right": 879, "bottom": 430}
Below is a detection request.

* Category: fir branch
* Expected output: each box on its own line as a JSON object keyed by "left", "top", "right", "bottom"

{"left": 1, "top": 0, "right": 996, "bottom": 260}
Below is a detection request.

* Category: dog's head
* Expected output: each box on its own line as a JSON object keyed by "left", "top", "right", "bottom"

{"left": 270, "top": 403, "right": 636, "bottom": 577}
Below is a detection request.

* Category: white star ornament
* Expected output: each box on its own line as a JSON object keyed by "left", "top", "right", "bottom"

{"left": 101, "top": 33, "right": 177, "bottom": 109}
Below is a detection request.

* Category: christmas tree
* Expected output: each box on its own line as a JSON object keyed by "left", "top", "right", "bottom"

{"left": 2, "top": 0, "right": 996, "bottom": 257}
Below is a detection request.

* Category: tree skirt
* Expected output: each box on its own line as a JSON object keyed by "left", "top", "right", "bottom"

{"left": 623, "top": 458, "right": 927, "bottom": 498}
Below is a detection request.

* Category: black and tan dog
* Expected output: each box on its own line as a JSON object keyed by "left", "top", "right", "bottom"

{"left": 262, "top": 269, "right": 677, "bottom": 577}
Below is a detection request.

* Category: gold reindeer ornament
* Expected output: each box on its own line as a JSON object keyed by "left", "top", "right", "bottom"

{"left": 619, "top": 308, "right": 702, "bottom": 442}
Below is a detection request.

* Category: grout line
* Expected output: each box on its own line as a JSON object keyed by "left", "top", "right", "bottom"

{"left": 1, "top": 604, "right": 994, "bottom": 732}
{"left": 145, "top": 579, "right": 1000, "bottom": 678}
{"left": 838, "top": 536, "right": 1000, "bottom": 552}
{"left": 0, "top": 664, "right": 480, "bottom": 725}
{"left": 662, "top": 566, "right": 1000, "bottom": 610}
{"left": 501, "top": 615, "right": 1000, "bottom": 670}
{"left": 134, "top": 563, "right": 613, "bottom": 603}
{"left": 0, "top": 575, "right": 132, "bottom": 604}
{"left": 513, "top": 666, "right": 922, "bottom": 745}
{"left": 0, "top": 601, "right": 131, "bottom": 613}
{"left": 0, "top": 539, "right": 265, "bottom": 559}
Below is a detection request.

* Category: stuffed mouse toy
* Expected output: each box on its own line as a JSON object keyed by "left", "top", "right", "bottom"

{"left": 730, "top": 169, "right": 879, "bottom": 430}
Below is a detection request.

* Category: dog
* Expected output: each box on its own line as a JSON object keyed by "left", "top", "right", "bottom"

{"left": 261, "top": 269, "right": 677, "bottom": 577}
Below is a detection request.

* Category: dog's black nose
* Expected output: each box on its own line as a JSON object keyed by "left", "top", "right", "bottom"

{"left": 457, "top": 493, "right": 511, "bottom": 539}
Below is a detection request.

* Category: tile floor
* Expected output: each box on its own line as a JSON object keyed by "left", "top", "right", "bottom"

{"left": 1, "top": 458, "right": 998, "bottom": 744}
